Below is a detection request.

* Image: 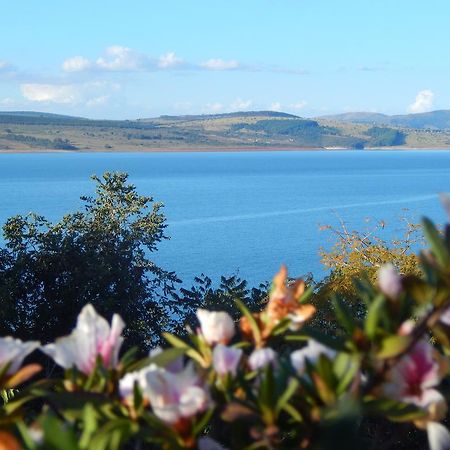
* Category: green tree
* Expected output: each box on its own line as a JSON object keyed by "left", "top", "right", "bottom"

{"left": 0, "top": 172, "right": 179, "bottom": 348}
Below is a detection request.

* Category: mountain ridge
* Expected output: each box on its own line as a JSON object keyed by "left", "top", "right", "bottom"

{"left": 319, "top": 109, "right": 450, "bottom": 130}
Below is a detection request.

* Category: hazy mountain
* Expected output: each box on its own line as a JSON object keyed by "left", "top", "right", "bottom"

{"left": 320, "top": 110, "right": 450, "bottom": 130}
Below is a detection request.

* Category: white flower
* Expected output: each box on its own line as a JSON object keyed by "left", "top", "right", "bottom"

{"left": 378, "top": 263, "right": 402, "bottom": 299}
{"left": 42, "top": 304, "right": 125, "bottom": 375}
{"left": 248, "top": 348, "right": 277, "bottom": 371}
{"left": 212, "top": 344, "right": 242, "bottom": 376}
{"left": 144, "top": 362, "right": 210, "bottom": 424}
{"left": 197, "top": 309, "right": 235, "bottom": 345}
{"left": 0, "top": 337, "right": 39, "bottom": 375}
{"left": 427, "top": 422, "right": 450, "bottom": 450}
{"left": 119, "top": 364, "right": 158, "bottom": 402}
{"left": 290, "top": 339, "right": 336, "bottom": 374}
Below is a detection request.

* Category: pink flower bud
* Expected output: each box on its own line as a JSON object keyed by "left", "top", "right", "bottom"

{"left": 248, "top": 348, "right": 277, "bottom": 371}
{"left": 212, "top": 344, "right": 242, "bottom": 376}
{"left": 378, "top": 263, "right": 402, "bottom": 299}
{"left": 290, "top": 339, "right": 336, "bottom": 374}
{"left": 197, "top": 309, "right": 235, "bottom": 345}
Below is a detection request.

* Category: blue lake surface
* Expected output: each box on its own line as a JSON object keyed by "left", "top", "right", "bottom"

{"left": 0, "top": 150, "right": 449, "bottom": 286}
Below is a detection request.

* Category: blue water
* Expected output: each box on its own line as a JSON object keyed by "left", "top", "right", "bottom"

{"left": 0, "top": 150, "right": 449, "bottom": 286}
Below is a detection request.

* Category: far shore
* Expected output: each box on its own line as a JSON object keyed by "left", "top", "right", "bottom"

{"left": 1, "top": 146, "right": 450, "bottom": 154}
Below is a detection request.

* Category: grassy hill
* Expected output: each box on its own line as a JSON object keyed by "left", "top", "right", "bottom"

{"left": 0, "top": 110, "right": 449, "bottom": 151}
{"left": 320, "top": 110, "right": 450, "bottom": 130}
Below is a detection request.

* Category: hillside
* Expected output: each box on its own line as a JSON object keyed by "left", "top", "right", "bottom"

{"left": 0, "top": 110, "right": 450, "bottom": 151}
{"left": 320, "top": 109, "right": 450, "bottom": 130}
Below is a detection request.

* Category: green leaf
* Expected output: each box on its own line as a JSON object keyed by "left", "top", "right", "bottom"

{"left": 377, "top": 335, "right": 412, "bottom": 359}
{"left": 333, "top": 297, "right": 357, "bottom": 334}
{"left": 364, "top": 398, "right": 427, "bottom": 422}
{"left": 275, "top": 377, "right": 299, "bottom": 415}
{"left": 162, "top": 333, "right": 205, "bottom": 366}
{"left": 235, "top": 299, "right": 261, "bottom": 345}
{"left": 365, "top": 294, "right": 386, "bottom": 339}
{"left": 298, "top": 286, "right": 314, "bottom": 304}
{"left": 334, "top": 354, "right": 360, "bottom": 394}
{"left": 129, "top": 347, "right": 186, "bottom": 371}
{"left": 80, "top": 403, "right": 99, "bottom": 448}
{"left": 423, "top": 217, "right": 450, "bottom": 268}
{"left": 41, "top": 414, "right": 79, "bottom": 450}
{"left": 282, "top": 403, "right": 303, "bottom": 422}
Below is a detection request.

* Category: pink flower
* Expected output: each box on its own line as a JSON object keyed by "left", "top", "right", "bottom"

{"left": 378, "top": 263, "right": 402, "bottom": 299}
{"left": 197, "top": 309, "right": 235, "bottom": 345}
{"left": 43, "top": 304, "right": 125, "bottom": 375}
{"left": 212, "top": 344, "right": 242, "bottom": 376}
{"left": 383, "top": 340, "right": 445, "bottom": 415}
{"left": 144, "top": 362, "right": 210, "bottom": 424}
{"left": 248, "top": 348, "right": 277, "bottom": 371}
{"left": 0, "top": 337, "right": 39, "bottom": 375}
{"left": 290, "top": 339, "right": 336, "bottom": 374}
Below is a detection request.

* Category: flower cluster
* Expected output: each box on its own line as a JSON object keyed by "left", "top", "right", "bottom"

{"left": 0, "top": 214, "right": 450, "bottom": 450}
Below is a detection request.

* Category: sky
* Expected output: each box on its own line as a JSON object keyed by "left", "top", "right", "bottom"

{"left": 1, "top": 0, "right": 449, "bottom": 119}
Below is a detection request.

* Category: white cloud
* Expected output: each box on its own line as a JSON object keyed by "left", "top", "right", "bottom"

{"left": 204, "top": 102, "right": 224, "bottom": 113}
{"left": 21, "top": 84, "right": 78, "bottom": 104}
{"left": 0, "top": 60, "right": 9, "bottom": 70}
{"left": 0, "top": 97, "right": 16, "bottom": 106}
{"left": 270, "top": 102, "right": 282, "bottom": 112}
{"left": 408, "top": 89, "right": 434, "bottom": 113}
{"left": 86, "top": 95, "right": 109, "bottom": 107}
{"left": 20, "top": 81, "right": 119, "bottom": 105}
{"left": 230, "top": 98, "right": 253, "bottom": 110}
{"left": 62, "top": 56, "right": 91, "bottom": 72}
{"left": 96, "top": 46, "right": 147, "bottom": 71}
{"left": 200, "top": 58, "right": 239, "bottom": 71}
{"left": 173, "top": 101, "right": 192, "bottom": 112}
{"left": 290, "top": 100, "right": 307, "bottom": 110}
{"left": 158, "top": 52, "right": 182, "bottom": 69}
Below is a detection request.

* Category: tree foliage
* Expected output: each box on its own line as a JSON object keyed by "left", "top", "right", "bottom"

{"left": 0, "top": 172, "right": 179, "bottom": 348}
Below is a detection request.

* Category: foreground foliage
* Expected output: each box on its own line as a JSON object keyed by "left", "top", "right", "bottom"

{"left": 0, "top": 207, "right": 450, "bottom": 449}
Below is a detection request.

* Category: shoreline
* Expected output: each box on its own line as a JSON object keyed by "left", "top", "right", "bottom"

{"left": 1, "top": 146, "right": 450, "bottom": 154}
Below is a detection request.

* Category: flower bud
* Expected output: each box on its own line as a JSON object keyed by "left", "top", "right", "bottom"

{"left": 212, "top": 344, "right": 242, "bottom": 376}
{"left": 378, "top": 263, "right": 402, "bottom": 299}
{"left": 248, "top": 348, "right": 277, "bottom": 371}
{"left": 197, "top": 309, "right": 235, "bottom": 345}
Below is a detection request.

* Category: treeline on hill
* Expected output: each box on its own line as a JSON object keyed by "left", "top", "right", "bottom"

{"left": 231, "top": 118, "right": 365, "bottom": 148}
{"left": 2, "top": 132, "right": 78, "bottom": 149}
{"left": 365, "top": 126, "right": 406, "bottom": 147}
{"left": 232, "top": 119, "right": 406, "bottom": 148}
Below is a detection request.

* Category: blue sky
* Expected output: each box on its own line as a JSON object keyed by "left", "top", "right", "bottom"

{"left": 1, "top": 0, "right": 449, "bottom": 119}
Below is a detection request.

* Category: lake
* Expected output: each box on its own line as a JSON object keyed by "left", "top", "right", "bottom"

{"left": 0, "top": 150, "right": 449, "bottom": 287}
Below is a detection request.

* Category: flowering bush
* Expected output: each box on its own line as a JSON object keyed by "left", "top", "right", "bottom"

{"left": 0, "top": 211, "right": 450, "bottom": 450}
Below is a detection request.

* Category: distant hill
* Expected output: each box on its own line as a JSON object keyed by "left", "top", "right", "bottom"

{"left": 1, "top": 109, "right": 450, "bottom": 151}
{"left": 141, "top": 110, "right": 300, "bottom": 123}
{"left": 320, "top": 110, "right": 450, "bottom": 130}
